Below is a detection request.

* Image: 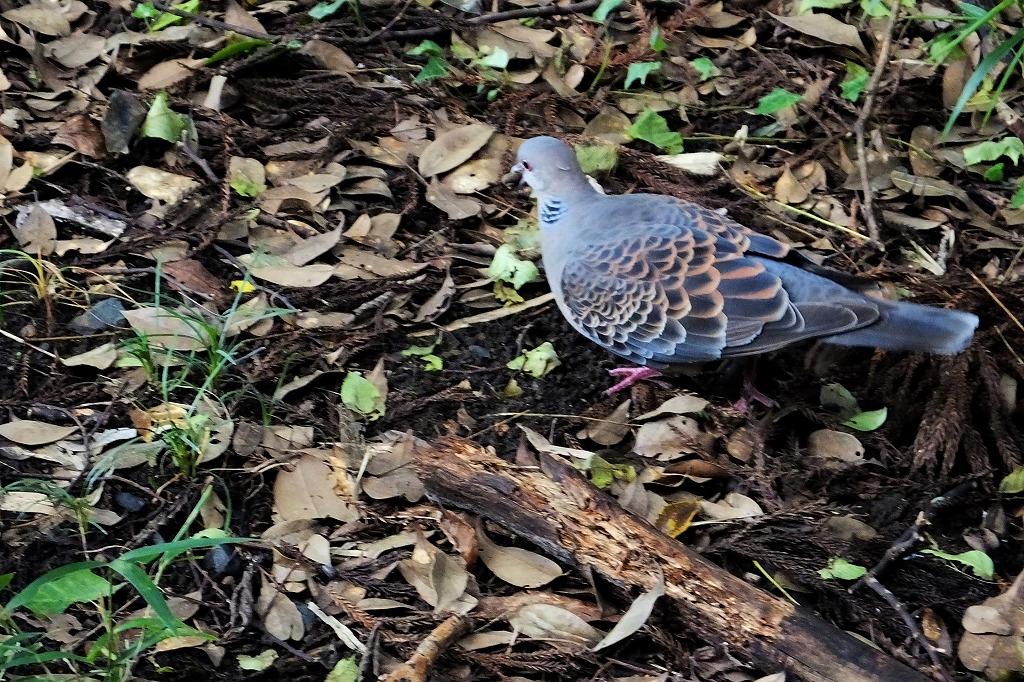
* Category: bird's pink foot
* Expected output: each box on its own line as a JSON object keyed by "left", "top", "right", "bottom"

{"left": 732, "top": 379, "right": 778, "bottom": 412}
{"left": 605, "top": 367, "right": 668, "bottom": 395}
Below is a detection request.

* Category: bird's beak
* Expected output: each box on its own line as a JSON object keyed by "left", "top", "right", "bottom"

{"left": 505, "top": 162, "right": 527, "bottom": 187}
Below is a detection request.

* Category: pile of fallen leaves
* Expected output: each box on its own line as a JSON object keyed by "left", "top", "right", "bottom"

{"left": 1, "top": 0, "right": 1024, "bottom": 680}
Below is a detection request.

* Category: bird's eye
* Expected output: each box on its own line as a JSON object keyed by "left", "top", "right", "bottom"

{"left": 522, "top": 161, "right": 533, "bottom": 171}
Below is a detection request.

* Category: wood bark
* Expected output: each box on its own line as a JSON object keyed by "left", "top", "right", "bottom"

{"left": 412, "top": 437, "right": 933, "bottom": 682}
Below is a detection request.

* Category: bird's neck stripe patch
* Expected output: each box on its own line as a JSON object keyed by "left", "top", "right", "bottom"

{"left": 540, "top": 198, "right": 567, "bottom": 226}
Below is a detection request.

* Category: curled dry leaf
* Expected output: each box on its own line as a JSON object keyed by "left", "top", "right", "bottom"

{"left": 700, "top": 492, "right": 763, "bottom": 521}
{"left": 476, "top": 520, "right": 562, "bottom": 588}
{"left": 633, "top": 416, "right": 713, "bottom": 461}
{"left": 255, "top": 574, "right": 305, "bottom": 641}
{"left": 636, "top": 394, "right": 708, "bottom": 420}
{"left": 508, "top": 603, "right": 603, "bottom": 646}
{"left": 770, "top": 12, "right": 866, "bottom": 53}
{"left": 398, "top": 532, "right": 472, "bottom": 613}
{"left": 592, "top": 568, "right": 665, "bottom": 651}
{"left": 418, "top": 124, "right": 495, "bottom": 177}
{"left": 440, "top": 510, "right": 478, "bottom": 566}
{"left": 577, "top": 400, "right": 631, "bottom": 446}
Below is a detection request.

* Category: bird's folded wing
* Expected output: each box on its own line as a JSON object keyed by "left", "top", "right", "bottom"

{"left": 558, "top": 221, "right": 885, "bottom": 364}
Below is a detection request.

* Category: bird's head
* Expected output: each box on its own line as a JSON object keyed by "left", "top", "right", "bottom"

{"left": 511, "top": 136, "right": 591, "bottom": 196}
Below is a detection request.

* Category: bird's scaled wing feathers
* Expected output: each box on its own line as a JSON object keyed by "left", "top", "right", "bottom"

{"left": 559, "top": 222, "right": 795, "bottom": 365}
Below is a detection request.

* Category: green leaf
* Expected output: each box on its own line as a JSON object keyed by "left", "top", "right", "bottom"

{"left": 999, "top": 465, "right": 1024, "bottom": 494}
{"left": 1011, "top": 181, "right": 1024, "bottom": 209}
{"left": 840, "top": 61, "right": 869, "bottom": 101}
{"left": 475, "top": 46, "right": 509, "bottom": 69}
{"left": 0, "top": 572, "right": 12, "bottom": 591}
{"left": 309, "top": 0, "right": 347, "bottom": 20}
{"left": 819, "top": 382, "right": 860, "bottom": 421}
{"left": 20, "top": 569, "right": 116, "bottom": 616}
{"left": 797, "top": 0, "right": 851, "bottom": 12}
{"left": 206, "top": 37, "right": 272, "bottom": 66}
{"left": 506, "top": 342, "right": 561, "bottom": 378}
{"left": 586, "top": 454, "right": 636, "bottom": 489}
{"left": 691, "top": 57, "right": 716, "bottom": 81}
{"left": 624, "top": 62, "right": 661, "bottom": 89}
{"left": 963, "top": 137, "right": 1024, "bottom": 166}
{"left": 6, "top": 560, "right": 104, "bottom": 613}
{"left": 408, "top": 40, "right": 443, "bottom": 57}
{"left": 592, "top": 0, "right": 624, "bottom": 22}
{"left": 575, "top": 144, "right": 618, "bottom": 174}
{"left": 753, "top": 88, "right": 802, "bottom": 115}
{"left": 141, "top": 91, "right": 188, "bottom": 143}
{"left": 843, "top": 407, "right": 887, "bottom": 432}
{"left": 341, "top": 372, "right": 385, "bottom": 420}
{"left": 817, "top": 557, "right": 867, "bottom": 581}
{"left": 983, "top": 162, "right": 1004, "bottom": 181}
{"left": 487, "top": 244, "right": 539, "bottom": 289}
{"left": 414, "top": 56, "right": 450, "bottom": 83}
{"left": 326, "top": 655, "right": 361, "bottom": 682}
{"left": 150, "top": 0, "right": 199, "bottom": 32}
{"left": 132, "top": 2, "right": 160, "bottom": 20}
{"left": 627, "top": 108, "right": 683, "bottom": 154}
{"left": 649, "top": 25, "right": 667, "bottom": 52}
{"left": 400, "top": 340, "right": 444, "bottom": 371}
{"left": 922, "top": 548, "right": 994, "bottom": 580}
{"left": 860, "top": 0, "right": 889, "bottom": 17}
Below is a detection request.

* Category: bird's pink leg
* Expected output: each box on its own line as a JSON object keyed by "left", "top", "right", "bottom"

{"left": 732, "top": 359, "right": 778, "bottom": 411}
{"left": 605, "top": 367, "right": 668, "bottom": 395}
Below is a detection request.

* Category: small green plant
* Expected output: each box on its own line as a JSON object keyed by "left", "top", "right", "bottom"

{"left": 116, "top": 267, "right": 290, "bottom": 477}
{"left": 0, "top": 486, "right": 246, "bottom": 682}
{"left": 131, "top": 0, "right": 199, "bottom": 32}
{"left": 912, "top": 0, "right": 1024, "bottom": 138}
{"left": 0, "top": 249, "right": 86, "bottom": 321}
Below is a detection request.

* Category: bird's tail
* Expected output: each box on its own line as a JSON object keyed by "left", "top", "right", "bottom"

{"left": 824, "top": 300, "right": 978, "bottom": 355}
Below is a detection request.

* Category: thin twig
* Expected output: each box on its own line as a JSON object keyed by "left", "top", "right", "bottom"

{"left": 860, "top": 575, "right": 952, "bottom": 681}
{"left": 852, "top": 0, "right": 903, "bottom": 246}
{"left": 381, "top": 615, "right": 471, "bottom": 682}
{"left": 148, "top": 0, "right": 276, "bottom": 40}
{"left": 353, "top": 0, "right": 602, "bottom": 42}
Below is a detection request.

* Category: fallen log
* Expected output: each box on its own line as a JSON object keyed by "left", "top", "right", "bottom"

{"left": 412, "top": 437, "right": 933, "bottom": 682}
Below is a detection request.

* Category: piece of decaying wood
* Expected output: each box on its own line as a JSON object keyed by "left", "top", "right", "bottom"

{"left": 411, "top": 437, "right": 932, "bottom": 682}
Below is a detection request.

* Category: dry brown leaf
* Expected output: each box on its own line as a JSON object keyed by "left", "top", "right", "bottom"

{"left": 121, "top": 307, "right": 208, "bottom": 351}
{"left": 959, "top": 570, "right": 1024, "bottom": 678}
{"left": 476, "top": 520, "right": 561, "bottom": 588}
{"left": 137, "top": 58, "right": 206, "bottom": 90}
{"left": 592, "top": 569, "right": 665, "bottom": 651}
{"left": 577, "top": 400, "right": 631, "bottom": 446}
{"left": 126, "top": 166, "right": 198, "bottom": 204}
{"left": 0, "top": 420, "right": 77, "bottom": 446}
{"left": 255, "top": 574, "right": 305, "bottom": 641}
{"left": 2, "top": 5, "right": 70, "bottom": 35}
{"left": 808, "top": 429, "right": 864, "bottom": 463}
{"left": 398, "top": 532, "right": 472, "bottom": 613}
{"left": 13, "top": 204, "right": 57, "bottom": 255}
{"left": 283, "top": 226, "right": 342, "bottom": 266}
{"left": 633, "top": 416, "right": 713, "bottom": 460}
{"left": 508, "top": 603, "right": 603, "bottom": 646}
{"left": 418, "top": 124, "right": 495, "bottom": 177}
{"left": 770, "top": 12, "right": 866, "bottom": 53}
{"left": 440, "top": 510, "right": 478, "bottom": 566}
{"left": 273, "top": 453, "right": 360, "bottom": 522}
{"left": 700, "top": 492, "right": 763, "bottom": 521}
{"left": 636, "top": 394, "right": 709, "bottom": 420}
{"left": 61, "top": 342, "right": 118, "bottom": 369}
{"left": 250, "top": 263, "right": 335, "bottom": 287}
{"left": 426, "top": 178, "right": 481, "bottom": 219}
